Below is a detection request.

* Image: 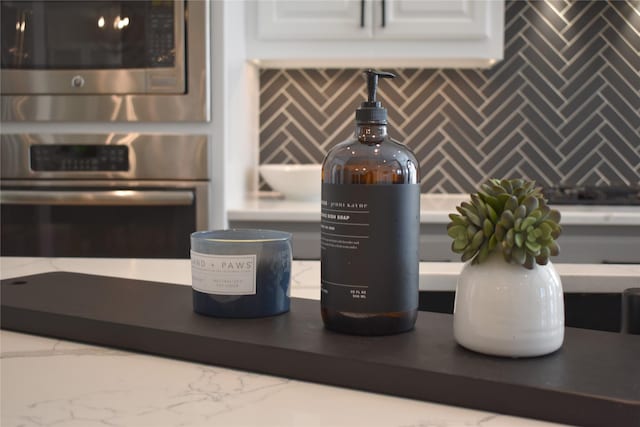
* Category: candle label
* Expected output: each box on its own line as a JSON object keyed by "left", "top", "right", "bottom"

{"left": 190, "top": 251, "right": 257, "bottom": 295}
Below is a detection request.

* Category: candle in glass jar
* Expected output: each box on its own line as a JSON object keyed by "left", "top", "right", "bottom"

{"left": 190, "top": 229, "right": 292, "bottom": 318}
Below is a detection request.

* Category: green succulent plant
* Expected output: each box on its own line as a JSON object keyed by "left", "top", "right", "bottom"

{"left": 447, "top": 178, "right": 562, "bottom": 269}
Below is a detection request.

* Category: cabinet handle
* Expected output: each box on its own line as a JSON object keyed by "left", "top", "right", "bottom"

{"left": 381, "top": 0, "right": 386, "bottom": 27}
{"left": 361, "top": 0, "right": 365, "bottom": 27}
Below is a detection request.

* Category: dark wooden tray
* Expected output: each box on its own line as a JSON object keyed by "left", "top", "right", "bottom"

{"left": 2, "top": 272, "right": 639, "bottom": 426}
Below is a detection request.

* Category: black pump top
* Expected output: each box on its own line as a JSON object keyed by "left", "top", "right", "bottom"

{"left": 355, "top": 69, "right": 395, "bottom": 125}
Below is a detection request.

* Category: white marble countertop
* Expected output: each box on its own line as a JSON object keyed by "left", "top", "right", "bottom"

{"left": 228, "top": 193, "right": 640, "bottom": 225}
{"left": 0, "top": 257, "right": 582, "bottom": 427}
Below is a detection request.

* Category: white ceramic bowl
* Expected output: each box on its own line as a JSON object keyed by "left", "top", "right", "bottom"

{"left": 259, "top": 164, "right": 322, "bottom": 201}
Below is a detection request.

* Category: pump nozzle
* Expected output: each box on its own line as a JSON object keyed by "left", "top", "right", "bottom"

{"left": 365, "top": 69, "right": 395, "bottom": 105}
{"left": 356, "top": 69, "right": 395, "bottom": 124}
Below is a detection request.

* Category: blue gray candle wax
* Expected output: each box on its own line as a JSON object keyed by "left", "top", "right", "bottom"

{"left": 191, "top": 229, "right": 292, "bottom": 318}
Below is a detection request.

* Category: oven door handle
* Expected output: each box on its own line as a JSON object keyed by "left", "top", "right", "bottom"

{"left": 0, "top": 190, "right": 194, "bottom": 206}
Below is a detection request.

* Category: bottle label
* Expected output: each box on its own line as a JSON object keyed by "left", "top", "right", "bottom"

{"left": 190, "top": 251, "right": 257, "bottom": 295}
{"left": 321, "top": 183, "right": 420, "bottom": 313}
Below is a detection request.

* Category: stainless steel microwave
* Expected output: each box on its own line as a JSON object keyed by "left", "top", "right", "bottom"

{"left": 0, "top": 0, "right": 209, "bottom": 122}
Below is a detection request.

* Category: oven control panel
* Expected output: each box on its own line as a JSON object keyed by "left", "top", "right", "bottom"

{"left": 30, "top": 145, "right": 129, "bottom": 172}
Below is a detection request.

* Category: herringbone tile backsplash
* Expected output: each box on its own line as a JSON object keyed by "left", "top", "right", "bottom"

{"left": 259, "top": 0, "right": 639, "bottom": 193}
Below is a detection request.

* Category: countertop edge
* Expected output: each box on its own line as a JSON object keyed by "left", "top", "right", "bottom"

{"left": 2, "top": 257, "right": 639, "bottom": 293}
{"left": 228, "top": 195, "right": 640, "bottom": 226}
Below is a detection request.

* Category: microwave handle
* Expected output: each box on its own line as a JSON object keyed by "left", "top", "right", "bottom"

{"left": 0, "top": 190, "right": 194, "bottom": 206}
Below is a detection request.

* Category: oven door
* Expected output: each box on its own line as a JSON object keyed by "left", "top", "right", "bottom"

{"left": 0, "top": 180, "right": 209, "bottom": 258}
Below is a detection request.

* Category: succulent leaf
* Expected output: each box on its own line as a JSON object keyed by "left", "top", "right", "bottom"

{"left": 483, "top": 218, "right": 493, "bottom": 237}
{"left": 514, "top": 205, "right": 527, "bottom": 219}
{"left": 462, "top": 247, "right": 476, "bottom": 262}
{"left": 505, "top": 195, "right": 518, "bottom": 212}
{"left": 488, "top": 234, "right": 498, "bottom": 251}
{"left": 524, "top": 254, "right": 535, "bottom": 270}
{"left": 448, "top": 213, "right": 466, "bottom": 225}
{"left": 521, "top": 216, "right": 537, "bottom": 230}
{"left": 514, "top": 217, "right": 523, "bottom": 232}
{"left": 477, "top": 242, "right": 490, "bottom": 264}
{"left": 500, "top": 210, "right": 515, "bottom": 228}
{"left": 463, "top": 208, "right": 482, "bottom": 227}
{"left": 539, "top": 222, "right": 552, "bottom": 236}
{"left": 447, "top": 225, "right": 465, "bottom": 239}
{"left": 512, "top": 246, "right": 526, "bottom": 264}
{"left": 525, "top": 241, "right": 541, "bottom": 254}
{"left": 548, "top": 209, "right": 561, "bottom": 224}
{"left": 523, "top": 196, "right": 539, "bottom": 213}
{"left": 471, "top": 230, "right": 485, "bottom": 250}
{"left": 505, "top": 228, "right": 515, "bottom": 247}
{"left": 535, "top": 255, "right": 549, "bottom": 265}
{"left": 502, "top": 180, "right": 513, "bottom": 194}
{"left": 495, "top": 194, "right": 511, "bottom": 209}
{"left": 453, "top": 239, "right": 466, "bottom": 251}
{"left": 530, "top": 209, "right": 542, "bottom": 219}
{"left": 486, "top": 203, "right": 498, "bottom": 223}
{"left": 466, "top": 226, "right": 477, "bottom": 239}
{"left": 539, "top": 246, "right": 550, "bottom": 258}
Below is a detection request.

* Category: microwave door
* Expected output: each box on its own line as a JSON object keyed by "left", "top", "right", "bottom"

{"left": 0, "top": 0, "right": 185, "bottom": 95}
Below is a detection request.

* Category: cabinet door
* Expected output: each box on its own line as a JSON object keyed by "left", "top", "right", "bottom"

{"left": 256, "top": 0, "right": 373, "bottom": 40}
{"left": 246, "top": 0, "right": 504, "bottom": 67}
{"left": 374, "top": 0, "right": 496, "bottom": 39}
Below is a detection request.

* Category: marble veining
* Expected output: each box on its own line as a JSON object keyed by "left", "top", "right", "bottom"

{"left": 2, "top": 331, "right": 291, "bottom": 427}
{"left": 2, "top": 329, "right": 563, "bottom": 427}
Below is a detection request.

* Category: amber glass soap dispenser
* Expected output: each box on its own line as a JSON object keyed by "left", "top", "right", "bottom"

{"left": 320, "top": 70, "right": 420, "bottom": 335}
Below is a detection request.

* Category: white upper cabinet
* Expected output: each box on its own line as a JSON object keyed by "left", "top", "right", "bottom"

{"left": 246, "top": 0, "right": 504, "bottom": 68}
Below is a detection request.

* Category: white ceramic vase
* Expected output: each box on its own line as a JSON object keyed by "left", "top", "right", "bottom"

{"left": 453, "top": 251, "right": 564, "bottom": 358}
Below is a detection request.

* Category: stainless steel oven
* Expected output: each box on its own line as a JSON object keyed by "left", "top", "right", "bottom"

{"left": 0, "top": 0, "right": 209, "bottom": 122}
{"left": 1, "top": 134, "right": 211, "bottom": 258}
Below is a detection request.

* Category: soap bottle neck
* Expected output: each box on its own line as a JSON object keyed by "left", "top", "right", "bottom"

{"left": 356, "top": 123, "right": 388, "bottom": 144}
